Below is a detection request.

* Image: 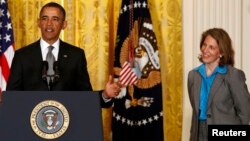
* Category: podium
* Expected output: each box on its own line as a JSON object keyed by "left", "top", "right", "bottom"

{"left": 0, "top": 91, "right": 104, "bottom": 141}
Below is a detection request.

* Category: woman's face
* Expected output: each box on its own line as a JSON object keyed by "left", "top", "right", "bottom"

{"left": 200, "top": 35, "right": 222, "bottom": 66}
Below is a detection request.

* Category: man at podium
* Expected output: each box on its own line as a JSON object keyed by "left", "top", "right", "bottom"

{"left": 6, "top": 2, "right": 120, "bottom": 107}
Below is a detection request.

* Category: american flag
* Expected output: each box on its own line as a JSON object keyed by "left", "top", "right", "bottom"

{"left": 0, "top": 0, "right": 15, "bottom": 93}
{"left": 119, "top": 61, "right": 138, "bottom": 86}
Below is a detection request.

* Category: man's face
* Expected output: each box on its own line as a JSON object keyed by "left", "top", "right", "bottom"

{"left": 38, "top": 7, "right": 67, "bottom": 44}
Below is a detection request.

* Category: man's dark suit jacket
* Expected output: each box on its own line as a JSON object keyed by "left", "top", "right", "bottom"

{"left": 6, "top": 39, "right": 111, "bottom": 107}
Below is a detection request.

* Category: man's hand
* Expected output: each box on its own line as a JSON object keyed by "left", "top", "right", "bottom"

{"left": 103, "top": 75, "right": 121, "bottom": 99}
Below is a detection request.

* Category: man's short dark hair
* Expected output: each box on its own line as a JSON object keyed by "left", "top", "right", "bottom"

{"left": 40, "top": 2, "right": 66, "bottom": 21}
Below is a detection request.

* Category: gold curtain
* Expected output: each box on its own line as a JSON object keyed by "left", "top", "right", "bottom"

{"left": 8, "top": 0, "right": 182, "bottom": 141}
{"left": 149, "top": 0, "right": 183, "bottom": 140}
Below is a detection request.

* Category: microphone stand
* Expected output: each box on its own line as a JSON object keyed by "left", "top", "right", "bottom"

{"left": 48, "top": 75, "right": 54, "bottom": 91}
{"left": 53, "top": 61, "right": 60, "bottom": 83}
{"left": 42, "top": 61, "right": 60, "bottom": 91}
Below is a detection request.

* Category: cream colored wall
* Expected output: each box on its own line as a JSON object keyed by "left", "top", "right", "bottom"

{"left": 182, "top": 0, "right": 250, "bottom": 141}
{"left": 242, "top": 0, "right": 250, "bottom": 87}
{"left": 182, "top": 1, "right": 193, "bottom": 140}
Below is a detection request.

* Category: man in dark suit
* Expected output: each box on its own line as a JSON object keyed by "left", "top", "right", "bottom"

{"left": 6, "top": 2, "right": 120, "bottom": 107}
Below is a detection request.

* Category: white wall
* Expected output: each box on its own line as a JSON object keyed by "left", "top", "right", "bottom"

{"left": 242, "top": 0, "right": 250, "bottom": 87}
{"left": 182, "top": 0, "right": 250, "bottom": 140}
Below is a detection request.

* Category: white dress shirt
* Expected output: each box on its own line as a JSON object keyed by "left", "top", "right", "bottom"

{"left": 40, "top": 38, "right": 59, "bottom": 61}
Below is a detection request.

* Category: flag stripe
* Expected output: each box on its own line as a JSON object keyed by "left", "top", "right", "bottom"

{"left": 1, "top": 54, "right": 10, "bottom": 81}
{"left": 120, "top": 69, "right": 133, "bottom": 82}
{"left": 0, "top": 0, "right": 15, "bottom": 92}
{"left": 119, "top": 61, "right": 138, "bottom": 86}
{"left": 5, "top": 45, "right": 15, "bottom": 67}
{"left": 0, "top": 74, "right": 7, "bottom": 92}
{"left": 120, "top": 71, "right": 133, "bottom": 85}
{"left": 120, "top": 65, "right": 130, "bottom": 80}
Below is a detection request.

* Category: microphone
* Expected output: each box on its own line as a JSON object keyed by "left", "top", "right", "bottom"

{"left": 53, "top": 61, "right": 60, "bottom": 82}
{"left": 42, "top": 61, "right": 48, "bottom": 81}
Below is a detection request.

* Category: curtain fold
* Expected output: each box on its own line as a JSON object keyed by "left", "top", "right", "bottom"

{"left": 8, "top": 0, "right": 182, "bottom": 141}
{"left": 148, "top": 0, "right": 183, "bottom": 140}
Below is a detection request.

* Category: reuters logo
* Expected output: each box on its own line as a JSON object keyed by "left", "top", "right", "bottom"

{"left": 30, "top": 100, "right": 70, "bottom": 139}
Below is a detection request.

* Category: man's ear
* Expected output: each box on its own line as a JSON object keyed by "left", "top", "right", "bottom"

{"left": 62, "top": 20, "right": 67, "bottom": 30}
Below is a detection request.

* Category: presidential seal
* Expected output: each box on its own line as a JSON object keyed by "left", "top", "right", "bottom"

{"left": 30, "top": 100, "right": 70, "bottom": 139}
